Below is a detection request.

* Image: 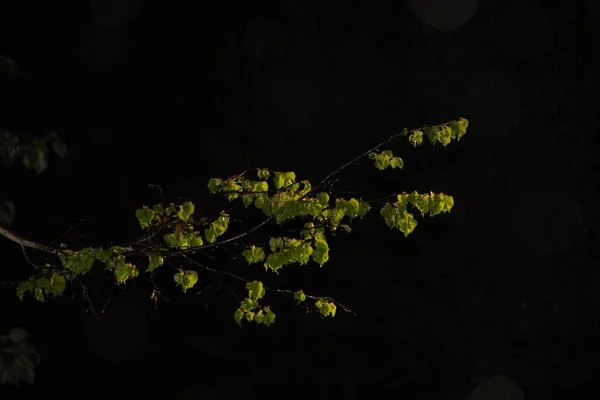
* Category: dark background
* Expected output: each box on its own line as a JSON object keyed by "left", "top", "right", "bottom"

{"left": 1, "top": 0, "right": 599, "bottom": 398}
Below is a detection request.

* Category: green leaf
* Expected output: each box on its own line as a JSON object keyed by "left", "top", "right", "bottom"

{"left": 204, "top": 228, "right": 216, "bottom": 243}
{"left": 425, "top": 125, "right": 439, "bottom": 144}
{"left": 450, "top": 118, "right": 468, "bottom": 140}
{"left": 408, "top": 191, "right": 430, "bottom": 216}
{"left": 340, "top": 198, "right": 360, "bottom": 219}
{"left": 148, "top": 254, "right": 164, "bottom": 272}
{"left": 242, "top": 194, "right": 254, "bottom": 207}
{"left": 315, "top": 299, "right": 337, "bottom": 317}
{"left": 135, "top": 207, "right": 154, "bottom": 229}
{"left": 273, "top": 173, "right": 284, "bottom": 189}
{"left": 114, "top": 263, "right": 139, "bottom": 284}
{"left": 234, "top": 308, "right": 245, "bottom": 326}
{"left": 242, "top": 246, "right": 265, "bottom": 264}
{"left": 165, "top": 204, "right": 177, "bottom": 215}
{"left": 269, "top": 237, "right": 283, "bottom": 252}
{"left": 16, "top": 280, "right": 34, "bottom": 302}
{"left": 357, "top": 200, "right": 371, "bottom": 217}
{"left": 264, "top": 252, "right": 287, "bottom": 273}
{"left": 272, "top": 171, "right": 296, "bottom": 189}
{"left": 408, "top": 130, "right": 423, "bottom": 147}
{"left": 260, "top": 307, "right": 276, "bottom": 326}
{"left": 389, "top": 156, "right": 403, "bottom": 169}
{"left": 339, "top": 224, "right": 352, "bottom": 233}
{"left": 207, "top": 178, "right": 223, "bottom": 194}
{"left": 398, "top": 212, "right": 418, "bottom": 237}
{"left": 316, "top": 192, "right": 329, "bottom": 205}
{"left": 311, "top": 236, "right": 329, "bottom": 266}
{"left": 444, "top": 194, "right": 455, "bottom": 212}
{"left": 211, "top": 213, "right": 229, "bottom": 236}
{"left": 380, "top": 203, "right": 400, "bottom": 229}
{"left": 177, "top": 201, "right": 195, "bottom": 222}
{"left": 152, "top": 204, "right": 165, "bottom": 216}
{"left": 246, "top": 280, "right": 265, "bottom": 300}
{"left": 59, "top": 248, "right": 96, "bottom": 274}
{"left": 173, "top": 270, "right": 199, "bottom": 292}
{"left": 189, "top": 234, "right": 203, "bottom": 247}
{"left": 298, "top": 180, "right": 312, "bottom": 195}
{"left": 368, "top": 150, "right": 402, "bottom": 170}
{"left": 240, "top": 298, "right": 259, "bottom": 312}
{"left": 257, "top": 168, "right": 270, "bottom": 180}
{"left": 438, "top": 126, "right": 452, "bottom": 146}
{"left": 48, "top": 275, "right": 66, "bottom": 297}
{"left": 293, "top": 290, "right": 306, "bottom": 302}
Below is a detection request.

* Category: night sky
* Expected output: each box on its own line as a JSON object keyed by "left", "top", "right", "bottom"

{"left": 1, "top": 1, "right": 599, "bottom": 399}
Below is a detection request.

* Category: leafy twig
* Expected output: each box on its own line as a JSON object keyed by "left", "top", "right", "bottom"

{"left": 182, "top": 255, "right": 355, "bottom": 316}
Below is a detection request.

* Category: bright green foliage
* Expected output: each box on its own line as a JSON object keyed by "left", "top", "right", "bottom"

{"left": 148, "top": 254, "right": 164, "bottom": 272}
{"left": 13, "top": 118, "right": 468, "bottom": 327}
{"left": 114, "top": 263, "right": 139, "bottom": 285}
{"left": 421, "top": 117, "right": 468, "bottom": 146}
{"left": 58, "top": 248, "right": 96, "bottom": 274}
{"left": 246, "top": 280, "right": 265, "bottom": 299}
{"left": 177, "top": 201, "right": 195, "bottom": 222}
{"left": 242, "top": 246, "right": 265, "bottom": 264}
{"left": 315, "top": 299, "right": 337, "bottom": 317}
{"left": 135, "top": 206, "right": 154, "bottom": 229}
{"left": 380, "top": 191, "right": 454, "bottom": 236}
{"left": 311, "top": 234, "right": 330, "bottom": 266}
{"left": 257, "top": 168, "right": 270, "bottom": 180}
{"left": 316, "top": 192, "right": 329, "bottom": 205}
{"left": 294, "top": 290, "right": 306, "bottom": 302}
{"left": 368, "top": 150, "right": 403, "bottom": 170}
{"left": 16, "top": 274, "right": 66, "bottom": 302}
{"left": 409, "top": 130, "right": 424, "bottom": 147}
{"left": 105, "top": 254, "right": 139, "bottom": 284}
{"left": 173, "top": 269, "right": 198, "bottom": 292}
{"left": 234, "top": 280, "right": 276, "bottom": 326}
{"left": 263, "top": 235, "right": 317, "bottom": 272}
{"left": 164, "top": 230, "right": 203, "bottom": 249}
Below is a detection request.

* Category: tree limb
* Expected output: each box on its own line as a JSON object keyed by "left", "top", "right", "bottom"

{"left": 0, "top": 224, "right": 60, "bottom": 254}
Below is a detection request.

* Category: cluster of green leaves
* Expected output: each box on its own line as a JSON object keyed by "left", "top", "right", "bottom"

{"left": 369, "top": 150, "right": 404, "bottom": 170}
{"left": 14, "top": 118, "right": 468, "bottom": 327}
{"left": 407, "top": 117, "right": 468, "bottom": 147}
{"left": 234, "top": 281, "right": 276, "bottom": 327}
{"left": 16, "top": 273, "right": 66, "bottom": 302}
{"left": 380, "top": 191, "right": 455, "bottom": 237}
{"left": 292, "top": 290, "right": 336, "bottom": 317}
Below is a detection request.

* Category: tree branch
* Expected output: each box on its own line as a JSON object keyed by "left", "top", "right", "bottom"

{"left": 0, "top": 224, "right": 60, "bottom": 254}
{"left": 0, "top": 120, "right": 457, "bottom": 258}
{"left": 182, "top": 255, "right": 355, "bottom": 315}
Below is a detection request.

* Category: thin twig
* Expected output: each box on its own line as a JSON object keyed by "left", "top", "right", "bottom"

{"left": 75, "top": 277, "right": 99, "bottom": 317}
{"left": 182, "top": 255, "right": 355, "bottom": 316}
{"left": 148, "top": 184, "right": 164, "bottom": 201}
{"left": 101, "top": 287, "right": 114, "bottom": 314}
{"left": 21, "top": 245, "right": 40, "bottom": 269}
{"left": 57, "top": 219, "right": 84, "bottom": 241}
